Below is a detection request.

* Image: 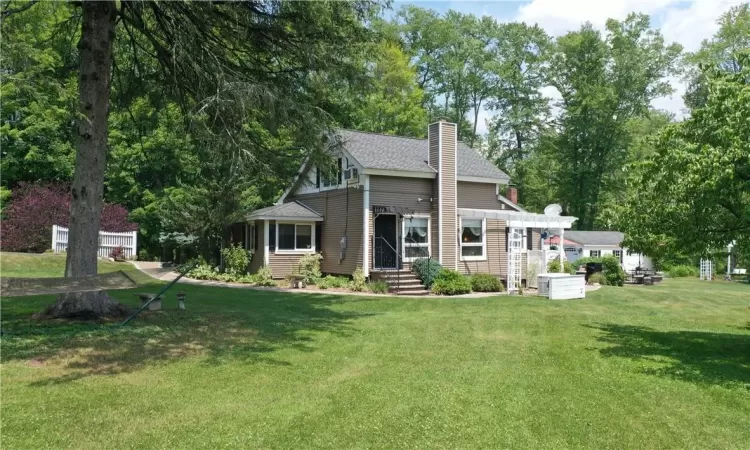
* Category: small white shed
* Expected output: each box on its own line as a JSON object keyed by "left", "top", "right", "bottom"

{"left": 537, "top": 273, "right": 586, "bottom": 300}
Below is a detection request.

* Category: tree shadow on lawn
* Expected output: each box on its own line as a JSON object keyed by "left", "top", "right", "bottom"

{"left": 1, "top": 289, "right": 378, "bottom": 385}
{"left": 589, "top": 324, "right": 750, "bottom": 389}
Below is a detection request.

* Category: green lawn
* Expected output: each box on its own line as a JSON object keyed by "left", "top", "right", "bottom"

{"left": 1, "top": 255, "right": 749, "bottom": 449}
{"left": 0, "top": 252, "right": 152, "bottom": 284}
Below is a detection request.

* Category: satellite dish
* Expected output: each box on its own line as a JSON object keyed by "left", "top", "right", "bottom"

{"left": 544, "top": 204, "right": 562, "bottom": 217}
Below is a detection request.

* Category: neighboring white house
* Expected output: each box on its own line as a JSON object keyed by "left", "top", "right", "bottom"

{"left": 544, "top": 231, "right": 653, "bottom": 272}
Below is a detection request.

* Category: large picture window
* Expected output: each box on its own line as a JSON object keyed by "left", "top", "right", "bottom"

{"left": 460, "top": 218, "right": 485, "bottom": 260}
{"left": 403, "top": 216, "right": 429, "bottom": 261}
{"left": 277, "top": 223, "right": 314, "bottom": 252}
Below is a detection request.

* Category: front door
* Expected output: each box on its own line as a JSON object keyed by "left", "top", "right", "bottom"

{"left": 374, "top": 214, "right": 398, "bottom": 269}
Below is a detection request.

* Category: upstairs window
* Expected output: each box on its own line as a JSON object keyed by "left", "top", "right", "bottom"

{"left": 316, "top": 157, "right": 343, "bottom": 188}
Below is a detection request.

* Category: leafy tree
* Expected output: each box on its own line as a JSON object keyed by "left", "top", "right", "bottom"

{"left": 394, "top": 7, "right": 494, "bottom": 145}
{"left": 620, "top": 55, "right": 750, "bottom": 262}
{"left": 396, "top": 5, "right": 447, "bottom": 106}
{"left": 353, "top": 42, "right": 427, "bottom": 137}
{"left": 596, "top": 109, "right": 674, "bottom": 227}
{"left": 486, "top": 22, "right": 551, "bottom": 164}
{"left": 484, "top": 22, "right": 552, "bottom": 203}
{"left": 684, "top": 4, "right": 749, "bottom": 110}
{"left": 546, "top": 15, "right": 681, "bottom": 229}
{"left": 0, "top": 2, "right": 79, "bottom": 186}
{"left": 1, "top": 0, "right": 379, "bottom": 318}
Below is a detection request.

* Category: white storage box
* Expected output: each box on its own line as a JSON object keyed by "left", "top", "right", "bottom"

{"left": 537, "top": 273, "right": 585, "bottom": 300}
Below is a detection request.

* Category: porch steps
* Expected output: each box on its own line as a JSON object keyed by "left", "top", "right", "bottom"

{"left": 371, "top": 270, "right": 430, "bottom": 296}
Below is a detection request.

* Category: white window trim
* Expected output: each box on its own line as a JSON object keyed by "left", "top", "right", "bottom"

{"left": 402, "top": 214, "right": 431, "bottom": 263}
{"left": 296, "top": 156, "right": 351, "bottom": 195}
{"left": 246, "top": 223, "right": 256, "bottom": 252}
{"left": 590, "top": 250, "right": 601, "bottom": 257}
{"left": 459, "top": 217, "right": 487, "bottom": 261}
{"left": 275, "top": 222, "right": 316, "bottom": 254}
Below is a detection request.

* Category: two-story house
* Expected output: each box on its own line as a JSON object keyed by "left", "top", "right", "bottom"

{"left": 230, "top": 120, "right": 577, "bottom": 293}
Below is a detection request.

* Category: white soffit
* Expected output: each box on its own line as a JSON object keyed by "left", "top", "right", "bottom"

{"left": 457, "top": 208, "right": 577, "bottom": 229}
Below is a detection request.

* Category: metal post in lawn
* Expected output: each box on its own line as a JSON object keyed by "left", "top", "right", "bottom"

{"left": 120, "top": 261, "right": 197, "bottom": 326}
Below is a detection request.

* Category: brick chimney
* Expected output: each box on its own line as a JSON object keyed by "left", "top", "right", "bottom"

{"left": 507, "top": 185, "right": 518, "bottom": 205}
{"left": 428, "top": 120, "right": 457, "bottom": 269}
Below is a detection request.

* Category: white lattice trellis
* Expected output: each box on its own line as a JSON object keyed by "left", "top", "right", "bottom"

{"left": 699, "top": 258, "right": 713, "bottom": 280}
{"left": 507, "top": 228, "right": 524, "bottom": 293}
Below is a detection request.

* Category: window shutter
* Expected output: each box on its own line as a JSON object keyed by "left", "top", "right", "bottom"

{"left": 316, "top": 168, "right": 320, "bottom": 188}
{"left": 505, "top": 227, "right": 509, "bottom": 252}
{"left": 315, "top": 223, "right": 322, "bottom": 251}
{"left": 269, "top": 222, "right": 276, "bottom": 252}
{"left": 337, "top": 158, "right": 343, "bottom": 185}
{"left": 527, "top": 228, "right": 533, "bottom": 250}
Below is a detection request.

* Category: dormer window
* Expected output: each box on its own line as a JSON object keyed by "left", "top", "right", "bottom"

{"left": 316, "top": 157, "right": 343, "bottom": 188}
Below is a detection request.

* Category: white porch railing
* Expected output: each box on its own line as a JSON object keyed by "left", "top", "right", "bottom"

{"left": 52, "top": 225, "right": 137, "bottom": 259}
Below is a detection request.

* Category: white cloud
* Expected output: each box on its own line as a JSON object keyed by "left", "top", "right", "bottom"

{"left": 513, "top": 0, "right": 743, "bottom": 120}
{"left": 516, "top": 0, "right": 677, "bottom": 36}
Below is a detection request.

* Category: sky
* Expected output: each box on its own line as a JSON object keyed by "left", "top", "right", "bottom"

{"left": 391, "top": 0, "right": 744, "bottom": 134}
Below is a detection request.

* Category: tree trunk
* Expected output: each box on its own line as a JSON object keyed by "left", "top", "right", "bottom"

{"left": 36, "top": 1, "right": 129, "bottom": 320}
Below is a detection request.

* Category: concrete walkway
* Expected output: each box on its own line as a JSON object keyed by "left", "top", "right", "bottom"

{"left": 129, "top": 261, "right": 600, "bottom": 298}
{"left": 129, "top": 261, "right": 179, "bottom": 281}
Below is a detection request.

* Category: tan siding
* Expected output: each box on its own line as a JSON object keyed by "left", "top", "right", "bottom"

{"left": 532, "top": 229, "right": 541, "bottom": 250}
{"left": 367, "top": 176, "right": 434, "bottom": 269}
{"left": 368, "top": 176, "right": 433, "bottom": 213}
{"left": 268, "top": 253, "right": 304, "bottom": 278}
{"left": 288, "top": 188, "right": 363, "bottom": 276}
{"left": 458, "top": 181, "right": 524, "bottom": 211}
{"left": 428, "top": 123, "right": 440, "bottom": 170}
{"left": 440, "top": 123, "right": 457, "bottom": 269}
{"left": 458, "top": 219, "right": 507, "bottom": 277}
{"left": 428, "top": 123, "right": 441, "bottom": 261}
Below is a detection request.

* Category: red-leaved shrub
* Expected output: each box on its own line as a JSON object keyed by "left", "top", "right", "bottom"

{"left": 0, "top": 183, "right": 137, "bottom": 253}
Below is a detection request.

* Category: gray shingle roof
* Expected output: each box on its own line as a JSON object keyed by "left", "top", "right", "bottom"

{"left": 337, "top": 129, "right": 509, "bottom": 181}
{"left": 564, "top": 231, "right": 624, "bottom": 246}
{"left": 246, "top": 201, "right": 322, "bottom": 221}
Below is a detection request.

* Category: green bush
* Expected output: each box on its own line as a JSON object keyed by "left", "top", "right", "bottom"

{"left": 298, "top": 253, "right": 322, "bottom": 284}
{"left": 470, "top": 273, "right": 504, "bottom": 292}
{"left": 588, "top": 272, "right": 608, "bottom": 285}
{"left": 316, "top": 275, "right": 349, "bottom": 289}
{"left": 350, "top": 267, "right": 366, "bottom": 292}
{"left": 187, "top": 263, "right": 219, "bottom": 280}
{"left": 668, "top": 265, "right": 698, "bottom": 278}
{"left": 221, "top": 244, "right": 250, "bottom": 275}
{"left": 253, "top": 266, "right": 275, "bottom": 286}
{"left": 572, "top": 256, "right": 600, "bottom": 269}
{"left": 567, "top": 255, "right": 625, "bottom": 286}
{"left": 601, "top": 255, "right": 626, "bottom": 286}
{"left": 547, "top": 259, "right": 576, "bottom": 274}
{"left": 412, "top": 258, "right": 443, "bottom": 288}
{"left": 367, "top": 280, "right": 389, "bottom": 294}
{"left": 432, "top": 269, "right": 472, "bottom": 295}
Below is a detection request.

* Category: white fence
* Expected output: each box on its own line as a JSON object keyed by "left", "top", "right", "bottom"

{"left": 52, "top": 225, "right": 137, "bottom": 259}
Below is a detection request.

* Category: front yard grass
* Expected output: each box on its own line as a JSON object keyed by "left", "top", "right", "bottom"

{"left": 1, "top": 264, "right": 748, "bottom": 448}
{"left": 0, "top": 252, "right": 152, "bottom": 284}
